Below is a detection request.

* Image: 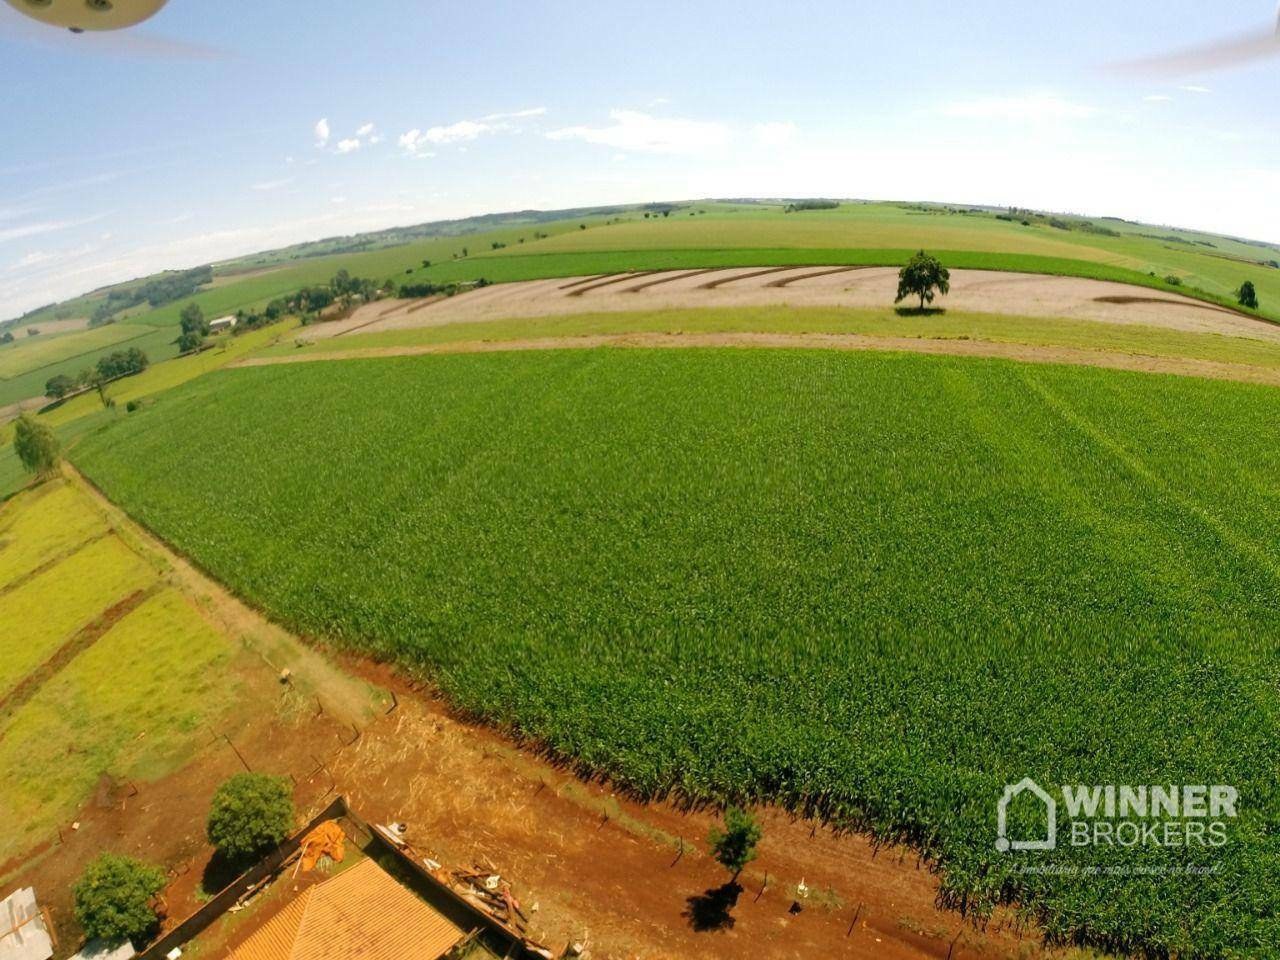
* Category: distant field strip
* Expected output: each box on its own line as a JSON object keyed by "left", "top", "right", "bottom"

{"left": 75, "top": 349, "right": 1280, "bottom": 956}
{"left": 271, "top": 305, "right": 1280, "bottom": 387}
{"left": 0, "top": 323, "right": 153, "bottom": 380}
{"left": 315, "top": 269, "right": 1273, "bottom": 344}
{"left": 244, "top": 329, "right": 1280, "bottom": 389}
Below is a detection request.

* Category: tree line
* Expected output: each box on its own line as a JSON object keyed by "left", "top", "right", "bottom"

{"left": 44, "top": 347, "right": 150, "bottom": 403}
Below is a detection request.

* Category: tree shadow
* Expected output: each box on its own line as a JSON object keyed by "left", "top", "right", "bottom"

{"left": 894, "top": 306, "right": 947, "bottom": 317}
{"left": 200, "top": 850, "right": 246, "bottom": 898}
{"left": 683, "top": 881, "right": 742, "bottom": 932}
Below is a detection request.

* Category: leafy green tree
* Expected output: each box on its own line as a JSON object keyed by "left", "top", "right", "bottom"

{"left": 45, "top": 374, "right": 76, "bottom": 399}
{"left": 708, "top": 807, "right": 762, "bottom": 881}
{"left": 178, "top": 330, "right": 204, "bottom": 353}
{"left": 206, "top": 773, "right": 295, "bottom": 862}
{"left": 179, "top": 303, "right": 208, "bottom": 338}
{"left": 0, "top": 331, "right": 13, "bottom": 344}
{"left": 1238, "top": 281, "right": 1259, "bottom": 310}
{"left": 895, "top": 251, "right": 951, "bottom": 311}
{"left": 72, "top": 853, "right": 166, "bottom": 944}
{"left": 13, "top": 414, "right": 60, "bottom": 478}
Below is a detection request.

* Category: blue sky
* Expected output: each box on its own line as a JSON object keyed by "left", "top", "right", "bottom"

{"left": 1, "top": 0, "right": 1277, "bottom": 319}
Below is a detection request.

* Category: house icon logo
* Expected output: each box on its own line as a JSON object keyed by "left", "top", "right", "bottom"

{"left": 996, "top": 778, "right": 1056, "bottom": 852}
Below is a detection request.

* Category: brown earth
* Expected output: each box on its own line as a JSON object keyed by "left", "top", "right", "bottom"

{"left": 300, "top": 268, "right": 1279, "bottom": 343}
{"left": 1, "top": 472, "right": 1072, "bottom": 960}
{"left": 240, "top": 329, "right": 1280, "bottom": 390}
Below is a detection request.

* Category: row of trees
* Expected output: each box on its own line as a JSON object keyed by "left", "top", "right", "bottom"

{"left": 93, "top": 266, "right": 213, "bottom": 325}
{"left": 73, "top": 773, "right": 294, "bottom": 945}
{"left": 45, "top": 348, "right": 149, "bottom": 403}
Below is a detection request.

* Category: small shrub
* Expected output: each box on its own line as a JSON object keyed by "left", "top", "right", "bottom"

{"left": 1237, "top": 281, "right": 1259, "bottom": 310}
{"left": 1164, "top": 275, "right": 1183, "bottom": 286}
{"left": 206, "top": 773, "right": 294, "bottom": 862}
{"left": 708, "top": 807, "right": 762, "bottom": 880}
{"left": 73, "top": 853, "right": 165, "bottom": 944}
{"left": 126, "top": 400, "right": 141, "bottom": 413}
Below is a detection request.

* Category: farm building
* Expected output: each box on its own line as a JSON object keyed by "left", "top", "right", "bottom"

{"left": 208, "top": 315, "right": 237, "bottom": 333}
{"left": 0, "top": 888, "right": 52, "bottom": 960}
{"left": 224, "top": 858, "right": 463, "bottom": 960}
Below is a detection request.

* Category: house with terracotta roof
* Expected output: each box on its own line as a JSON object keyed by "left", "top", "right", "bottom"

{"left": 226, "top": 858, "right": 463, "bottom": 960}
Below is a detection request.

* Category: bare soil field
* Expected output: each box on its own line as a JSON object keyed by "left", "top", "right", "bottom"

{"left": 302, "top": 268, "right": 1279, "bottom": 343}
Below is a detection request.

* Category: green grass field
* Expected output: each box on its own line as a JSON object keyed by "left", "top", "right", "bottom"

{"left": 0, "top": 323, "right": 177, "bottom": 408}
{"left": 73, "top": 348, "right": 1280, "bottom": 957}
{"left": 0, "top": 323, "right": 148, "bottom": 380}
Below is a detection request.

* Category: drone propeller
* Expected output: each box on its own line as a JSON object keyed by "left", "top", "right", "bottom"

{"left": 1, "top": 1, "right": 223, "bottom": 60}
{"left": 1109, "top": 4, "right": 1280, "bottom": 77}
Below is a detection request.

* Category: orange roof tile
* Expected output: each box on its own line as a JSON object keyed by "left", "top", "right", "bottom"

{"left": 227, "top": 858, "right": 463, "bottom": 960}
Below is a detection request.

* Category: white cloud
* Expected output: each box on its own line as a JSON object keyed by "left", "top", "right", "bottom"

{"left": 356, "top": 122, "right": 375, "bottom": 138}
{"left": 754, "top": 121, "right": 797, "bottom": 146}
{"left": 942, "top": 95, "right": 1098, "bottom": 123}
{"left": 481, "top": 106, "right": 547, "bottom": 122}
{"left": 0, "top": 214, "right": 107, "bottom": 245}
{"left": 547, "top": 110, "right": 731, "bottom": 154}
{"left": 336, "top": 138, "right": 361, "bottom": 154}
{"left": 314, "top": 118, "right": 331, "bottom": 147}
{"left": 424, "top": 120, "right": 492, "bottom": 144}
{"left": 397, "top": 108, "right": 542, "bottom": 155}
{"left": 1181, "top": 85, "right": 1212, "bottom": 94}
{"left": 1144, "top": 95, "right": 1174, "bottom": 103}
{"left": 252, "top": 177, "right": 293, "bottom": 191}
{"left": 331, "top": 196, "right": 347, "bottom": 204}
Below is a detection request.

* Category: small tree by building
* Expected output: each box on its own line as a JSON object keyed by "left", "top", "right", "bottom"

{"left": 72, "top": 853, "right": 166, "bottom": 944}
{"left": 895, "top": 250, "right": 951, "bottom": 312}
{"left": 708, "top": 806, "right": 762, "bottom": 882}
{"left": 206, "top": 772, "right": 295, "bottom": 862}
{"left": 14, "top": 414, "right": 60, "bottom": 478}
{"left": 1238, "top": 281, "right": 1259, "bottom": 310}
{"left": 179, "top": 302, "right": 209, "bottom": 353}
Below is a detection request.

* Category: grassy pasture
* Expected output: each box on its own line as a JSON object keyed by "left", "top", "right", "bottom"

{"left": 73, "top": 349, "right": 1280, "bottom": 956}
{"left": 0, "top": 323, "right": 150, "bottom": 380}
{"left": 0, "top": 587, "right": 237, "bottom": 856}
{"left": 0, "top": 324, "right": 178, "bottom": 408}
{"left": 0, "top": 534, "right": 155, "bottom": 699}
{"left": 0, "top": 481, "right": 109, "bottom": 583}
{"left": 35, "top": 316, "right": 300, "bottom": 430}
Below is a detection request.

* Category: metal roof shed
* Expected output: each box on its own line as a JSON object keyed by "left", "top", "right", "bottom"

{"left": 0, "top": 888, "right": 52, "bottom": 960}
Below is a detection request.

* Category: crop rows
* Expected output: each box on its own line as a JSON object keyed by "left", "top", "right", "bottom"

{"left": 75, "top": 349, "right": 1280, "bottom": 956}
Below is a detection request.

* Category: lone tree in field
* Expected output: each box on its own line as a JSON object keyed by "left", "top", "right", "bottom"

{"left": 73, "top": 853, "right": 166, "bottom": 944}
{"left": 896, "top": 250, "right": 951, "bottom": 312}
{"left": 13, "top": 414, "right": 60, "bottom": 478}
{"left": 206, "top": 772, "right": 295, "bottom": 862}
{"left": 1238, "top": 281, "right": 1259, "bottom": 310}
{"left": 708, "top": 807, "right": 762, "bottom": 882}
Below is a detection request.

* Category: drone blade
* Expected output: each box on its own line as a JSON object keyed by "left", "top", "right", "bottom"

{"left": 1109, "top": 28, "right": 1279, "bottom": 77}
{"left": 0, "top": 12, "right": 225, "bottom": 61}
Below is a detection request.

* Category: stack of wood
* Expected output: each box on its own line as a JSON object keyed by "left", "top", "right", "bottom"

{"left": 450, "top": 866, "right": 529, "bottom": 934}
